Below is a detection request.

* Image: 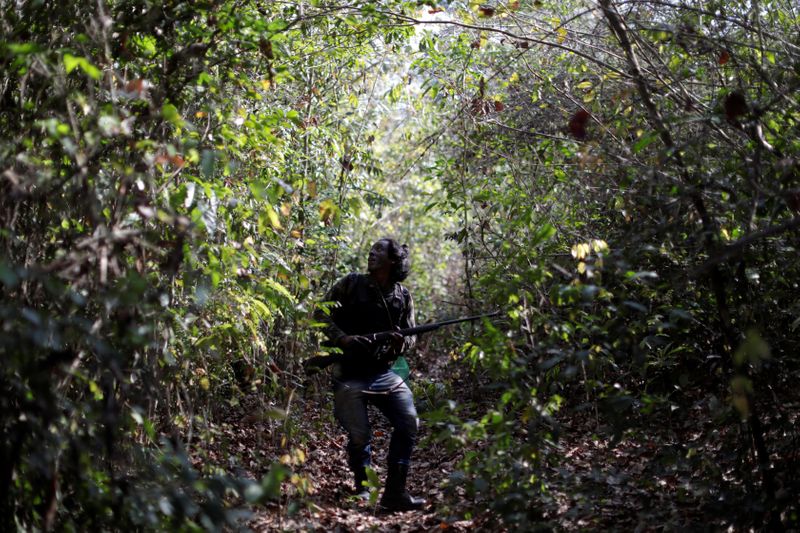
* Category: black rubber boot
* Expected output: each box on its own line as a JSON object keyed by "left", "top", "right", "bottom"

{"left": 380, "top": 463, "right": 426, "bottom": 511}
{"left": 352, "top": 466, "right": 370, "bottom": 500}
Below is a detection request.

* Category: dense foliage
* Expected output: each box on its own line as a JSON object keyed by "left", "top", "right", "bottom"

{"left": 0, "top": 0, "right": 421, "bottom": 528}
{"left": 407, "top": 0, "right": 800, "bottom": 528}
{"left": 2, "top": 0, "right": 798, "bottom": 530}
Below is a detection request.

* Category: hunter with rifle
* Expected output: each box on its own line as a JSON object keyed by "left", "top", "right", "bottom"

{"left": 311, "top": 237, "right": 497, "bottom": 511}
{"left": 312, "top": 237, "right": 425, "bottom": 511}
{"left": 305, "top": 312, "right": 499, "bottom": 373}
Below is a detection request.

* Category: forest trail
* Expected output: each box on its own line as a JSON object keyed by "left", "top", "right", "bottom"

{"left": 245, "top": 393, "right": 456, "bottom": 532}
{"left": 214, "top": 352, "right": 475, "bottom": 532}
{"left": 217, "top": 382, "right": 457, "bottom": 531}
{"left": 205, "top": 351, "right": 762, "bottom": 531}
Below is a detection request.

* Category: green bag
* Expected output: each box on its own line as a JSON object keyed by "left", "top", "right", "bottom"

{"left": 391, "top": 356, "right": 410, "bottom": 381}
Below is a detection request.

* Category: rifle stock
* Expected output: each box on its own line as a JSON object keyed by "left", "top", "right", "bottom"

{"left": 303, "top": 310, "right": 499, "bottom": 373}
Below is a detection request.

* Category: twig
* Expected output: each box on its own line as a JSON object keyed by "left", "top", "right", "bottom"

{"left": 692, "top": 216, "right": 800, "bottom": 277}
{"left": 375, "top": 10, "right": 633, "bottom": 80}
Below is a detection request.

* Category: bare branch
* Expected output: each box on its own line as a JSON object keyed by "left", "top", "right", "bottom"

{"left": 692, "top": 216, "right": 800, "bottom": 277}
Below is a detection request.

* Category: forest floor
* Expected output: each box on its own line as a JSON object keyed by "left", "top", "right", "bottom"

{"left": 198, "top": 351, "right": 798, "bottom": 532}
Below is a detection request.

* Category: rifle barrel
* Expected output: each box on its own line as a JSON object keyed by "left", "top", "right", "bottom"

{"left": 395, "top": 310, "right": 500, "bottom": 338}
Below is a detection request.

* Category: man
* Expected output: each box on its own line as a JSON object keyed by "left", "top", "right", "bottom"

{"left": 316, "top": 238, "right": 426, "bottom": 511}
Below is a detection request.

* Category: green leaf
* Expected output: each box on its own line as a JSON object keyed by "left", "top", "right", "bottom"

{"left": 63, "top": 53, "right": 81, "bottom": 73}
{"left": 132, "top": 34, "right": 157, "bottom": 57}
{"left": 162, "top": 103, "right": 182, "bottom": 125}
{"left": 734, "top": 329, "right": 771, "bottom": 368}
{"left": 633, "top": 131, "right": 658, "bottom": 153}
{"left": 200, "top": 149, "right": 216, "bottom": 178}
{"left": 265, "top": 204, "right": 282, "bottom": 230}
{"left": 365, "top": 466, "right": 380, "bottom": 505}
{"left": 80, "top": 60, "right": 101, "bottom": 79}
{"left": 63, "top": 53, "right": 101, "bottom": 79}
{"left": 88, "top": 380, "right": 104, "bottom": 400}
{"left": 267, "top": 19, "right": 289, "bottom": 32}
{"left": 262, "top": 278, "right": 294, "bottom": 302}
{"left": 261, "top": 463, "right": 290, "bottom": 500}
{"left": 532, "top": 223, "right": 556, "bottom": 245}
{"left": 7, "top": 42, "right": 42, "bottom": 55}
{"left": 250, "top": 297, "right": 273, "bottom": 318}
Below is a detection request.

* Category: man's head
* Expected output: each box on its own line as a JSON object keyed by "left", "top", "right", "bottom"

{"left": 368, "top": 238, "right": 410, "bottom": 282}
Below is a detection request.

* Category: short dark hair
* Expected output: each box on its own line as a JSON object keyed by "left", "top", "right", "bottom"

{"left": 380, "top": 238, "right": 410, "bottom": 282}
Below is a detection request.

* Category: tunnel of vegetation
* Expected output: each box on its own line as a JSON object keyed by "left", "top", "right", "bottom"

{"left": 1, "top": 0, "right": 798, "bottom": 529}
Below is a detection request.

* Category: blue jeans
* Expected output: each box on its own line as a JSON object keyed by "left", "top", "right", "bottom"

{"left": 333, "top": 370, "right": 418, "bottom": 472}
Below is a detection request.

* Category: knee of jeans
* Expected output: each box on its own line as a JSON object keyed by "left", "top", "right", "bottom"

{"left": 348, "top": 427, "right": 371, "bottom": 448}
{"left": 395, "top": 414, "right": 419, "bottom": 438}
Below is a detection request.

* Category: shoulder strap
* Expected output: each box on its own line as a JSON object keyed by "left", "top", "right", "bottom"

{"left": 398, "top": 283, "right": 410, "bottom": 310}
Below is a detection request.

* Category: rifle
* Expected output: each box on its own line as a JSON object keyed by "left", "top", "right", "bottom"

{"left": 303, "top": 311, "right": 499, "bottom": 373}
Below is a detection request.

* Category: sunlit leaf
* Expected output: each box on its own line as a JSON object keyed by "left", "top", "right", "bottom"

{"left": 265, "top": 205, "right": 282, "bottom": 230}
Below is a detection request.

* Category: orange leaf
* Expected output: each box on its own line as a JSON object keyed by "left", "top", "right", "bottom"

{"left": 469, "top": 98, "right": 490, "bottom": 116}
{"left": 125, "top": 78, "right": 148, "bottom": 98}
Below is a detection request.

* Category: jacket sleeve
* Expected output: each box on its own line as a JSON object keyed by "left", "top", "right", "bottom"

{"left": 400, "top": 290, "right": 416, "bottom": 353}
{"left": 314, "top": 274, "right": 355, "bottom": 347}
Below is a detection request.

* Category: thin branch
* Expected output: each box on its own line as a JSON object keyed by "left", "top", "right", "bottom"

{"left": 692, "top": 216, "right": 800, "bottom": 277}
{"left": 374, "top": 9, "right": 633, "bottom": 80}
{"left": 485, "top": 119, "right": 573, "bottom": 142}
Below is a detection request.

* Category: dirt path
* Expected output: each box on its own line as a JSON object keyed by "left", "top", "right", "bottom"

{"left": 204, "top": 356, "right": 793, "bottom": 531}
{"left": 223, "top": 378, "right": 473, "bottom": 532}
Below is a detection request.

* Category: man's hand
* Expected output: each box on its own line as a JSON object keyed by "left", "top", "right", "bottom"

{"left": 374, "top": 328, "right": 404, "bottom": 362}
{"left": 387, "top": 328, "right": 404, "bottom": 353}
{"left": 339, "top": 335, "right": 373, "bottom": 350}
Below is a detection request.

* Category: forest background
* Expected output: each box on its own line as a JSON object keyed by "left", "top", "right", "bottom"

{"left": 1, "top": 0, "right": 798, "bottom": 530}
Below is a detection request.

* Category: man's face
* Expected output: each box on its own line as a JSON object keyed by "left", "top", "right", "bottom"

{"left": 367, "top": 240, "right": 392, "bottom": 273}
